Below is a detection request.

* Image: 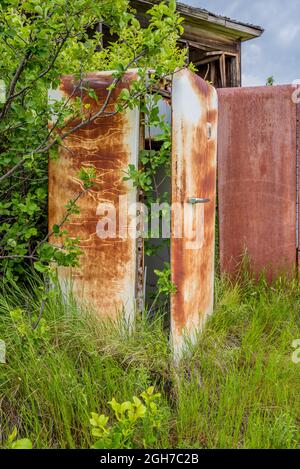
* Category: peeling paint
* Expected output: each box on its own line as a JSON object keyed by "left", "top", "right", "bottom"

{"left": 171, "top": 69, "right": 218, "bottom": 359}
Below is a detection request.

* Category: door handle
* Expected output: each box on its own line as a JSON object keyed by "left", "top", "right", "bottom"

{"left": 187, "top": 197, "right": 210, "bottom": 204}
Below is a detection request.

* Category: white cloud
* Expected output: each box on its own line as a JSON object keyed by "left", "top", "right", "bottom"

{"left": 242, "top": 73, "right": 264, "bottom": 87}
{"left": 278, "top": 24, "right": 300, "bottom": 45}
{"left": 243, "top": 43, "right": 262, "bottom": 66}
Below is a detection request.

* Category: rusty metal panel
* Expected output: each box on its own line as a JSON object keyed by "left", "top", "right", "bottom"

{"left": 298, "top": 94, "right": 300, "bottom": 273}
{"left": 297, "top": 87, "right": 300, "bottom": 274}
{"left": 171, "top": 69, "right": 218, "bottom": 359}
{"left": 48, "top": 71, "right": 140, "bottom": 324}
{"left": 218, "top": 85, "right": 297, "bottom": 280}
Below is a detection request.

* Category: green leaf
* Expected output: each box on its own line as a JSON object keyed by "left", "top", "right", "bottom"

{"left": 119, "top": 88, "right": 130, "bottom": 101}
{"left": 7, "top": 427, "right": 18, "bottom": 444}
{"left": 11, "top": 438, "right": 33, "bottom": 449}
{"left": 91, "top": 428, "right": 104, "bottom": 438}
{"left": 92, "top": 440, "right": 107, "bottom": 449}
{"left": 24, "top": 227, "right": 38, "bottom": 240}
{"left": 34, "top": 261, "right": 48, "bottom": 273}
{"left": 87, "top": 88, "right": 98, "bottom": 102}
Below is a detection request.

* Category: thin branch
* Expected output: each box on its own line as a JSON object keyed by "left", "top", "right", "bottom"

{"left": 31, "top": 188, "right": 89, "bottom": 258}
{"left": 0, "top": 159, "right": 24, "bottom": 183}
{"left": 44, "top": 75, "right": 85, "bottom": 144}
{"left": 0, "top": 255, "right": 39, "bottom": 260}
{"left": 0, "top": 49, "right": 31, "bottom": 120}
{"left": 7, "top": 32, "right": 71, "bottom": 104}
{"left": 0, "top": 50, "right": 147, "bottom": 183}
{"left": 32, "top": 279, "right": 50, "bottom": 330}
{"left": 41, "top": 49, "right": 147, "bottom": 152}
{"left": 0, "top": 58, "right": 184, "bottom": 185}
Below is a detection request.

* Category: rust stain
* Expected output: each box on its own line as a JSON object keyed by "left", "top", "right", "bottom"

{"left": 171, "top": 69, "right": 218, "bottom": 358}
{"left": 218, "top": 85, "right": 297, "bottom": 281}
{"left": 298, "top": 94, "right": 300, "bottom": 275}
{"left": 48, "top": 71, "right": 140, "bottom": 323}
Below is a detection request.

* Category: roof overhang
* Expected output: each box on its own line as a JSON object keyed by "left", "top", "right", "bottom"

{"left": 176, "top": 2, "right": 263, "bottom": 41}
{"left": 131, "top": 0, "right": 264, "bottom": 42}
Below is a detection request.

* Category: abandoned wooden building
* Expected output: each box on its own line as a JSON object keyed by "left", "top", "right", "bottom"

{"left": 100, "top": 0, "right": 264, "bottom": 88}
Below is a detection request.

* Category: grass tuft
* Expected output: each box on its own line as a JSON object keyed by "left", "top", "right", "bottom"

{"left": 0, "top": 275, "right": 299, "bottom": 448}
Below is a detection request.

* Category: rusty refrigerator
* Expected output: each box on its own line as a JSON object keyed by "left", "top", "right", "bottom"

{"left": 48, "top": 69, "right": 218, "bottom": 358}
{"left": 48, "top": 71, "right": 140, "bottom": 326}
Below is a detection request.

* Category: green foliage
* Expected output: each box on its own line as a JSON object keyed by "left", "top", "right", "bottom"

{"left": 266, "top": 76, "right": 275, "bottom": 86}
{"left": 146, "top": 262, "right": 176, "bottom": 313}
{"left": 140, "top": 94, "right": 172, "bottom": 204}
{"left": 124, "top": 102, "right": 172, "bottom": 197}
{"left": 90, "top": 387, "right": 162, "bottom": 448}
{"left": 0, "top": 0, "right": 186, "bottom": 280}
{"left": 124, "top": 164, "right": 153, "bottom": 192}
{"left": 10, "top": 305, "right": 50, "bottom": 344}
{"left": 0, "top": 275, "right": 300, "bottom": 448}
{"left": 78, "top": 167, "right": 97, "bottom": 190}
{"left": 155, "top": 262, "right": 176, "bottom": 295}
{"left": 125, "top": 92, "right": 174, "bottom": 300}
{"left": 5, "top": 427, "right": 32, "bottom": 449}
{"left": 0, "top": 275, "right": 171, "bottom": 448}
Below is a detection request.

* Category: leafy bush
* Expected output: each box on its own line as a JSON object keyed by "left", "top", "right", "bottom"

{"left": 90, "top": 387, "right": 162, "bottom": 448}
{"left": 0, "top": 0, "right": 185, "bottom": 280}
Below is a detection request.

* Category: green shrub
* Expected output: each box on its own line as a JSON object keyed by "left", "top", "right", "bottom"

{"left": 90, "top": 387, "right": 162, "bottom": 448}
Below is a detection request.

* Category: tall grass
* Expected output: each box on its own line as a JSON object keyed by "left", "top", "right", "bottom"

{"left": 0, "top": 274, "right": 299, "bottom": 448}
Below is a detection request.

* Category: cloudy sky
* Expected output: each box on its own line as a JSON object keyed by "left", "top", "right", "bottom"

{"left": 184, "top": 0, "right": 300, "bottom": 86}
